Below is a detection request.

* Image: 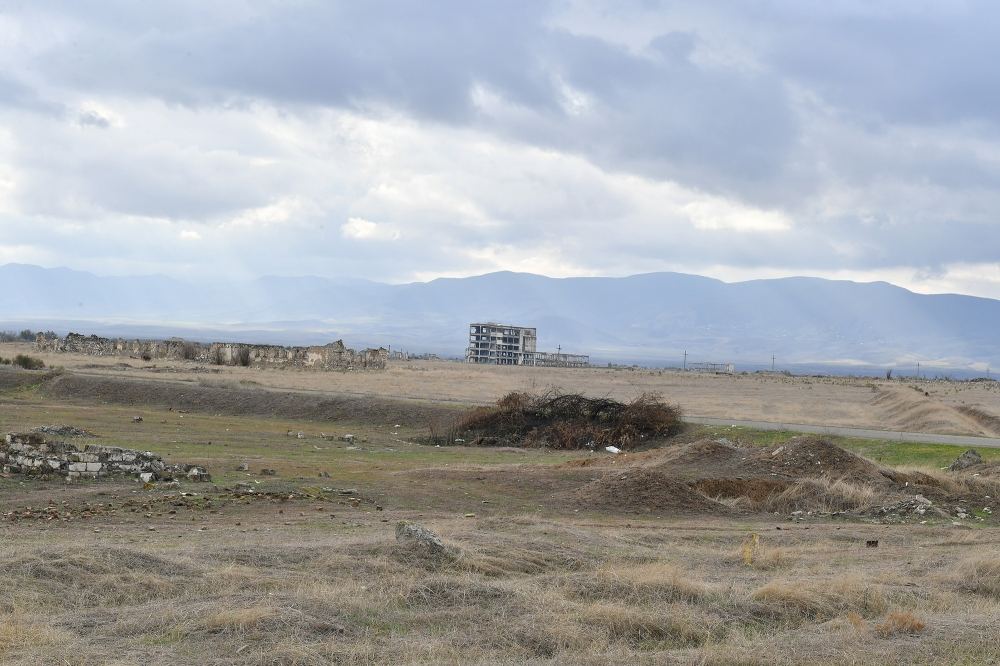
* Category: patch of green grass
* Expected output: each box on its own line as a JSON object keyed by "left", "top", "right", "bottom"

{"left": 689, "top": 425, "right": 1000, "bottom": 468}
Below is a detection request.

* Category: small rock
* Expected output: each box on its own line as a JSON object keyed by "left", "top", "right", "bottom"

{"left": 395, "top": 521, "right": 456, "bottom": 560}
{"left": 237, "top": 462, "right": 249, "bottom": 472}
{"left": 186, "top": 467, "right": 211, "bottom": 482}
{"left": 949, "top": 449, "right": 983, "bottom": 471}
{"left": 259, "top": 468, "right": 277, "bottom": 476}
{"left": 132, "top": 416, "right": 143, "bottom": 423}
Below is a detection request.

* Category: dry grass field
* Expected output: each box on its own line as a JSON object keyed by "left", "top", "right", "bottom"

{"left": 7, "top": 341, "right": 1000, "bottom": 437}
{"left": 3, "top": 353, "right": 1000, "bottom": 664}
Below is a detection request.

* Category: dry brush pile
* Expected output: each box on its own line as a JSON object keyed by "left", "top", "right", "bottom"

{"left": 432, "top": 391, "right": 683, "bottom": 450}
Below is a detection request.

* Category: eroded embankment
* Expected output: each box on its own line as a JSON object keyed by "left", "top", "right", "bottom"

{"left": 0, "top": 368, "right": 462, "bottom": 425}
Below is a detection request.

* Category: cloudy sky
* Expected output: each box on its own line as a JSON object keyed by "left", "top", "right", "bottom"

{"left": 1, "top": 1, "right": 999, "bottom": 296}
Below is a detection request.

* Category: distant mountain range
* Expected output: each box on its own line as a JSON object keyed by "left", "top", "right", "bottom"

{"left": 1, "top": 263, "right": 998, "bottom": 372}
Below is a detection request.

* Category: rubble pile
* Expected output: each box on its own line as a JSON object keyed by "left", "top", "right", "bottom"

{"left": 1, "top": 432, "right": 208, "bottom": 481}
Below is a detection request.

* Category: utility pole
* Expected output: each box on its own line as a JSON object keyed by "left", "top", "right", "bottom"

{"left": 916, "top": 362, "right": 920, "bottom": 379}
{"left": 683, "top": 350, "right": 687, "bottom": 371}
{"left": 771, "top": 354, "right": 775, "bottom": 372}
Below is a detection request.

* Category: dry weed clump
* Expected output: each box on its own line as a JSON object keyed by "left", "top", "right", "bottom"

{"left": 440, "top": 391, "right": 682, "bottom": 450}
{"left": 568, "top": 561, "right": 712, "bottom": 604}
{"left": 757, "top": 477, "right": 879, "bottom": 514}
{"left": 581, "top": 602, "right": 712, "bottom": 646}
{"left": 874, "top": 610, "right": 927, "bottom": 637}
{"left": 751, "top": 575, "right": 888, "bottom": 621}
{"left": 949, "top": 556, "right": 1000, "bottom": 597}
{"left": 0, "top": 613, "right": 71, "bottom": 658}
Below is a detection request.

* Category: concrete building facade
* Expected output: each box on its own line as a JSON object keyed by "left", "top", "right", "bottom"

{"left": 533, "top": 351, "right": 590, "bottom": 368}
{"left": 466, "top": 322, "right": 537, "bottom": 365}
{"left": 466, "top": 322, "right": 589, "bottom": 367}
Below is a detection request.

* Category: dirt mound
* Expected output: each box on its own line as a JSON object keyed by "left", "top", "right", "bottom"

{"left": 956, "top": 406, "right": 1000, "bottom": 437}
{"left": 755, "top": 436, "right": 890, "bottom": 484}
{"left": 440, "top": 391, "right": 682, "bottom": 450}
{"left": 873, "top": 388, "right": 984, "bottom": 435}
{"left": 644, "top": 438, "right": 747, "bottom": 477}
{"left": 567, "top": 468, "right": 731, "bottom": 515}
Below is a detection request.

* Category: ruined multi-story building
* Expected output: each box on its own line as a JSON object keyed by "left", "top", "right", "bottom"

{"left": 465, "top": 322, "right": 589, "bottom": 367}
{"left": 36, "top": 332, "right": 388, "bottom": 371}
{"left": 533, "top": 351, "right": 590, "bottom": 368}
{"left": 466, "top": 322, "right": 537, "bottom": 365}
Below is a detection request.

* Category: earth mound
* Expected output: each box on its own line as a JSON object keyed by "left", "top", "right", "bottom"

{"left": 567, "top": 468, "right": 732, "bottom": 515}
{"left": 752, "top": 436, "right": 891, "bottom": 484}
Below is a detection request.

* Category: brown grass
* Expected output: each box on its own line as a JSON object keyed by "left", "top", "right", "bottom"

{"left": 874, "top": 610, "right": 927, "bottom": 637}
{"left": 949, "top": 556, "right": 1000, "bottom": 597}
{"left": 751, "top": 575, "right": 889, "bottom": 620}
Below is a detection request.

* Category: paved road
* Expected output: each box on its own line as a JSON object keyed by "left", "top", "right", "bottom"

{"left": 684, "top": 415, "right": 1000, "bottom": 449}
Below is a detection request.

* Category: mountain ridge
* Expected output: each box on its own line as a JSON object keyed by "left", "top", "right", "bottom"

{"left": 1, "top": 263, "right": 997, "bottom": 369}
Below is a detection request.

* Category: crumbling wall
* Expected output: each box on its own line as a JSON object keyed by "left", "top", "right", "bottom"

{"left": 1, "top": 432, "right": 208, "bottom": 481}
{"left": 36, "top": 332, "right": 387, "bottom": 370}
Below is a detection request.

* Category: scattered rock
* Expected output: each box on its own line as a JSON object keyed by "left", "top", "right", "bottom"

{"left": 949, "top": 449, "right": 983, "bottom": 471}
{"left": 237, "top": 462, "right": 249, "bottom": 472}
{"left": 259, "top": 468, "right": 277, "bottom": 476}
{"left": 341, "top": 434, "right": 355, "bottom": 443}
{"left": 132, "top": 416, "right": 143, "bottom": 423}
{"left": 31, "top": 425, "right": 95, "bottom": 438}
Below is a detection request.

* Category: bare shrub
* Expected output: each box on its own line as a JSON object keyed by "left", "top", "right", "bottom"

{"left": 181, "top": 342, "right": 198, "bottom": 360}
{"left": 444, "top": 391, "right": 682, "bottom": 450}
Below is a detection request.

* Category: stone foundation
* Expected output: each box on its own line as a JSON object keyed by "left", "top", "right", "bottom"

{"left": 36, "top": 332, "right": 388, "bottom": 370}
{"left": 1, "top": 432, "right": 208, "bottom": 481}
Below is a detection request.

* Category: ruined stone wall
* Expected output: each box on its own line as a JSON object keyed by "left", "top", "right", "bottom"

{"left": 36, "top": 332, "right": 388, "bottom": 370}
{"left": 1, "top": 432, "right": 208, "bottom": 481}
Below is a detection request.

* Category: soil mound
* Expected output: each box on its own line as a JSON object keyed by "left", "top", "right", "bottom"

{"left": 567, "top": 468, "right": 731, "bottom": 515}
{"left": 645, "top": 438, "right": 747, "bottom": 477}
{"left": 755, "top": 436, "right": 890, "bottom": 484}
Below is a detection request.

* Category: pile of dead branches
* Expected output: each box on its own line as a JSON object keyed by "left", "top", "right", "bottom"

{"left": 433, "top": 391, "right": 682, "bottom": 450}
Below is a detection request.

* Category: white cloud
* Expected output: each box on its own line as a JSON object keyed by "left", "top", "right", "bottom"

{"left": 340, "top": 217, "right": 400, "bottom": 241}
{"left": 179, "top": 229, "right": 201, "bottom": 241}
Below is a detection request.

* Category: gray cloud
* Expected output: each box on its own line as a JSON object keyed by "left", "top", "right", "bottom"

{"left": 0, "top": 1, "right": 999, "bottom": 296}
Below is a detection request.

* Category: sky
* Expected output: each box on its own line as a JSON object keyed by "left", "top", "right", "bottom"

{"left": 1, "top": 1, "right": 999, "bottom": 296}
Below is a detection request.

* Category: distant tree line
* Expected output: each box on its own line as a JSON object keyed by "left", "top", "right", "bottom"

{"left": 0, "top": 329, "right": 57, "bottom": 343}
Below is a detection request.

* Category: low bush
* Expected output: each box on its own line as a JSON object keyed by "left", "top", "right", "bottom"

{"left": 436, "top": 391, "right": 682, "bottom": 450}
{"left": 12, "top": 354, "right": 44, "bottom": 370}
